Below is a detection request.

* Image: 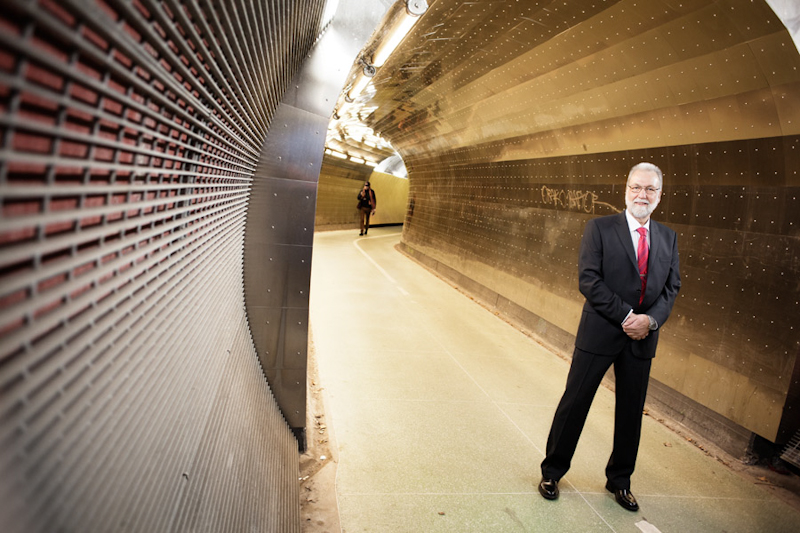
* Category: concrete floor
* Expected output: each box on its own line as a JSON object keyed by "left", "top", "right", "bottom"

{"left": 308, "top": 226, "right": 800, "bottom": 533}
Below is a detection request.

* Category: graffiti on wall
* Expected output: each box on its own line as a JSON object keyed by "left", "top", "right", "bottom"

{"left": 540, "top": 185, "right": 619, "bottom": 214}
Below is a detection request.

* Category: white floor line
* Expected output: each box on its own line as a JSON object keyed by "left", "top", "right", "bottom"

{"left": 636, "top": 520, "right": 663, "bottom": 533}
{"left": 353, "top": 234, "right": 409, "bottom": 295}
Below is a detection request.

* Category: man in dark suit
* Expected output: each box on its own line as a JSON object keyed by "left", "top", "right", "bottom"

{"left": 538, "top": 162, "right": 681, "bottom": 512}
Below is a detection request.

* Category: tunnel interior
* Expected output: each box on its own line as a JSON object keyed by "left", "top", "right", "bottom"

{"left": 322, "top": 0, "right": 800, "bottom": 453}
{"left": 2, "top": 0, "right": 800, "bottom": 531}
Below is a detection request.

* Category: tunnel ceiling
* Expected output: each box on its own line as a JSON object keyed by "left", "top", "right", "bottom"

{"left": 332, "top": 0, "right": 800, "bottom": 166}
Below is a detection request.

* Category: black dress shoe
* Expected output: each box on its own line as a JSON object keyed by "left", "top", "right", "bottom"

{"left": 605, "top": 481, "right": 639, "bottom": 511}
{"left": 538, "top": 478, "right": 559, "bottom": 500}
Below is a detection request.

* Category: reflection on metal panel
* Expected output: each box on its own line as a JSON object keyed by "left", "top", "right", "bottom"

{"left": 0, "top": 0, "right": 326, "bottom": 531}
{"left": 369, "top": 2, "right": 800, "bottom": 159}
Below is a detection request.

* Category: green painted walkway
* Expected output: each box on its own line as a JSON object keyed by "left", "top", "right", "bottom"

{"left": 309, "top": 226, "right": 800, "bottom": 533}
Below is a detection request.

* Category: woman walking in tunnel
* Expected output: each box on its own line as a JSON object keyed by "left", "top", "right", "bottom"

{"left": 357, "top": 181, "right": 377, "bottom": 236}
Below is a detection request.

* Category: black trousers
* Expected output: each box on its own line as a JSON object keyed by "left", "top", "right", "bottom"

{"left": 540, "top": 344, "right": 651, "bottom": 490}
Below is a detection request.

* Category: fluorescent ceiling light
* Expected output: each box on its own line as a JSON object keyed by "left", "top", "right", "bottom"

{"left": 372, "top": 0, "right": 428, "bottom": 67}
{"left": 346, "top": 65, "right": 375, "bottom": 101}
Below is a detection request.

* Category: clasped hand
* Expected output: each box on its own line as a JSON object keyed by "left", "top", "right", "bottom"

{"left": 622, "top": 313, "right": 650, "bottom": 341}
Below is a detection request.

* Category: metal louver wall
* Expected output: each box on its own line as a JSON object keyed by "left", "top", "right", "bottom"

{"left": 0, "top": 0, "right": 325, "bottom": 531}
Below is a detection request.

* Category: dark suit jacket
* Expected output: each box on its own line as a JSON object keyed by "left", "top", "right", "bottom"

{"left": 575, "top": 212, "right": 681, "bottom": 358}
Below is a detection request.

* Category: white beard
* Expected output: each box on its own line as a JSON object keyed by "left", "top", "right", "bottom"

{"left": 626, "top": 196, "right": 659, "bottom": 219}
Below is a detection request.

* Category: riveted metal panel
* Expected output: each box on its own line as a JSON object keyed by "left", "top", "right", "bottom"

{"left": 246, "top": 243, "right": 314, "bottom": 310}
{"left": 258, "top": 106, "right": 332, "bottom": 184}
{"left": 249, "top": 177, "right": 319, "bottom": 246}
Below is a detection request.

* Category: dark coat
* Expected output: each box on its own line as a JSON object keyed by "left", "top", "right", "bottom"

{"left": 575, "top": 212, "right": 681, "bottom": 358}
{"left": 357, "top": 189, "right": 376, "bottom": 210}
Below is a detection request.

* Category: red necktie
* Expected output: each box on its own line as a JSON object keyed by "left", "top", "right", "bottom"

{"left": 636, "top": 227, "right": 648, "bottom": 304}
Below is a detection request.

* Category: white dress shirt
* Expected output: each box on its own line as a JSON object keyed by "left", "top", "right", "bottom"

{"left": 622, "top": 210, "right": 657, "bottom": 329}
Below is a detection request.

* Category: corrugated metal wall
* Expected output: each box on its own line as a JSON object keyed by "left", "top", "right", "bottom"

{"left": 0, "top": 0, "right": 325, "bottom": 531}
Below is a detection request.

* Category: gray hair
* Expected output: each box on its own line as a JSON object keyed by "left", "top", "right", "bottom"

{"left": 628, "top": 162, "right": 663, "bottom": 187}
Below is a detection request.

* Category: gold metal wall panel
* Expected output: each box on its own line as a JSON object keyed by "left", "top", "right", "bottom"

{"left": 368, "top": 1, "right": 800, "bottom": 160}
{"left": 399, "top": 136, "right": 800, "bottom": 443}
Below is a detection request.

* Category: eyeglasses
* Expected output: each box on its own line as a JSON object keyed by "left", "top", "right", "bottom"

{"left": 627, "top": 185, "right": 661, "bottom": 195}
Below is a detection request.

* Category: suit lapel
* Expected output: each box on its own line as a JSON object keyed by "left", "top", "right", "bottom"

{"left": 613, "top": 212, "right": 637, "bottom": 271}
{"left": 648, "top": 220, "right": 660, "bottom": 267}
{"left": 643, "top": 220, "right": 665, "bottom": 303}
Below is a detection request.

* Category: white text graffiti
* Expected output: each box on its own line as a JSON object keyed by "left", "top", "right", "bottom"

{"left": 541, "top": 185, "right": 600, "bottom": 213}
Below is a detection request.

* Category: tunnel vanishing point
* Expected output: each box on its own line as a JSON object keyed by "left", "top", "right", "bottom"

{"left": 1, "top": 0, "right": 800, "bottom": 531}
